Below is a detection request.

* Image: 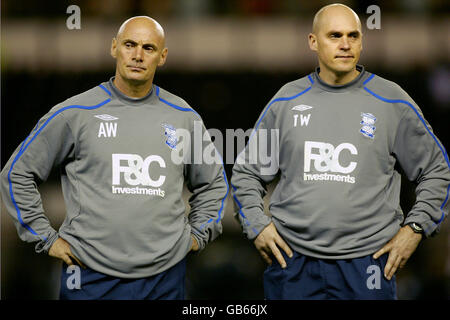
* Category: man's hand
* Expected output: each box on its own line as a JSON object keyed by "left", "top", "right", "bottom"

{"left": 254, "top": 222, "right": 293, "bottom": 268}
{"left": 49, "top": 237, "right": 85, "bottom": 268}
{"left": 373, "top": 225, "right": 422, "bottom": 280}
{"left": 190, "top": 236, "right": 199, "bottom": 252}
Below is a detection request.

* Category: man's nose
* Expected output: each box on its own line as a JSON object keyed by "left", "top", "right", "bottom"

{"left": 132, "top": 46, "right": 144, "bottom": 62}
{"left": 340, "top": 36, "right": 350, "bottom": 50}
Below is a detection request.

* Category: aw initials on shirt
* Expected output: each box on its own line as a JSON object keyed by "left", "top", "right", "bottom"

{"left": 293, "top": 114, "right": 311, "bottom": 127}
{"left": 98, "top": 122, "right": 117, "bottom": 138}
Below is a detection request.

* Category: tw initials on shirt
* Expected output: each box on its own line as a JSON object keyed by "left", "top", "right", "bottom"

{"left": 98, "top": 122, "right": 117, "bottom": 138}
{"left": 293, "top": 114, "right": 311, "bottom": 127}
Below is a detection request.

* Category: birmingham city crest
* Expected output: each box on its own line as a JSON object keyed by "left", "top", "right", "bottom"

{"left": 360, "top": 113, "right": 376, "bottom": 139}
{"left": 162, "top": 123, "right": 177, "bottom": 149}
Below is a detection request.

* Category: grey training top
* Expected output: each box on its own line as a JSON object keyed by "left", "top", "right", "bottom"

{"left": 1, "top": 78, "right": 228, "bottom": 278}
{"left": 231, "top": 65, "right": 450, "bottom": 259}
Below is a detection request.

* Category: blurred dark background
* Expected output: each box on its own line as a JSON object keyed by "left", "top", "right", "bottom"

{"left": 1, "top": 0, "right": 449, "bottom": 300}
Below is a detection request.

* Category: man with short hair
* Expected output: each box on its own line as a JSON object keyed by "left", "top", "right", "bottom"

{"left": 231, "top": 4, "right": 449, "bottom": 299}
{"left": 1, "top": 16, "right": 228, "bottom": 300}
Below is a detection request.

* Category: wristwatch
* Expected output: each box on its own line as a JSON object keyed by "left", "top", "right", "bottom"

{"left": 407, "top": 222, "right": 424, "bottom": 234}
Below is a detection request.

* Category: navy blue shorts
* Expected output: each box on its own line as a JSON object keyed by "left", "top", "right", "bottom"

{"left": 60, "top": 258, "right": 186, "bottom": 300}
{"left": 264, "top": 251, "right": 396, "bottom": 300}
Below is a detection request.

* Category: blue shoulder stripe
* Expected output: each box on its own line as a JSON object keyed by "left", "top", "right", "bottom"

{"left": 363, "top": 77, "right": 449, "bottom": 167}
{"left": 8, "top": 88, "right": 111, "bottom": 241}
{"left": 155, "top": 86, "right": 201, "bottom": 118}
{"left": 363, "top": 75, "right": 450, "bottom": 231}
{"left": 99, "top": 84, "right": 112, "bottom": 97}
{"left": 251, "top": 86, "right": 312, "bottom": 141}
{"left": 154, "top": 85, "right": 228, "bottom": 228}
{"left": 363, "top": 73, "right": 375, "bottom": 85}
{"left": 233, "top": 83, "right": 312, "bottom": 237}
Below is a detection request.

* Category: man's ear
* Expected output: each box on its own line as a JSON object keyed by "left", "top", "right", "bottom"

{"left": 158, "top": 47, "right": 168, "bottom": 67}
{"left": 308, "top": 33, "right": 318, "bottom": 52}
{"left": 111, "top": 38, "right": 117, "bottom": 59}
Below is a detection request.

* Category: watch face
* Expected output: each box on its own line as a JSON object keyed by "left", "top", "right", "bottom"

{"left": 411, "top": 223, "right": 423, "bottom": 232}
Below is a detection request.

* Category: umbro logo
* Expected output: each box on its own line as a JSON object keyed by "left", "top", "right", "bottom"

{"left": 95, "top": 114, "right": 118, "bottom": 138}
{"left": 95, "top": 114, "right": 119, "bottom": 121}
{"left": 291, "top": 104, "right": 314, "bottom": 112}
{"left": 291, "top": 105, "right": 313, "bottom": 127}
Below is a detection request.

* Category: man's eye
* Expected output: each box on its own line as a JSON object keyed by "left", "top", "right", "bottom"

{"left": 125, "top": 42, "right": 133, "bottom": 48}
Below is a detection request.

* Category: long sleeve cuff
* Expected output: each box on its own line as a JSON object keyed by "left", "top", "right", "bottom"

{"left": 190, "top": 227, "right": 207, "bottom": 252}
{"left": 236, "top": 210, "right": 272, "bottom": 240}
{"left": 35, "top": 230, "right": 59, "bottom": 253}
{"left": 403, "top": 213, "right": 442, "bottom": 238}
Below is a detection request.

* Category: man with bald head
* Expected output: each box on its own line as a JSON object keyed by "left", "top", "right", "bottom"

{"left": 1, "top": 16, "right": 228, "bottom": 299}
{"left": 112, "top": 17, "right": 168, "bottom": 98}
{"left": 232, "top": 4, "right": 449, "bottom": 299}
